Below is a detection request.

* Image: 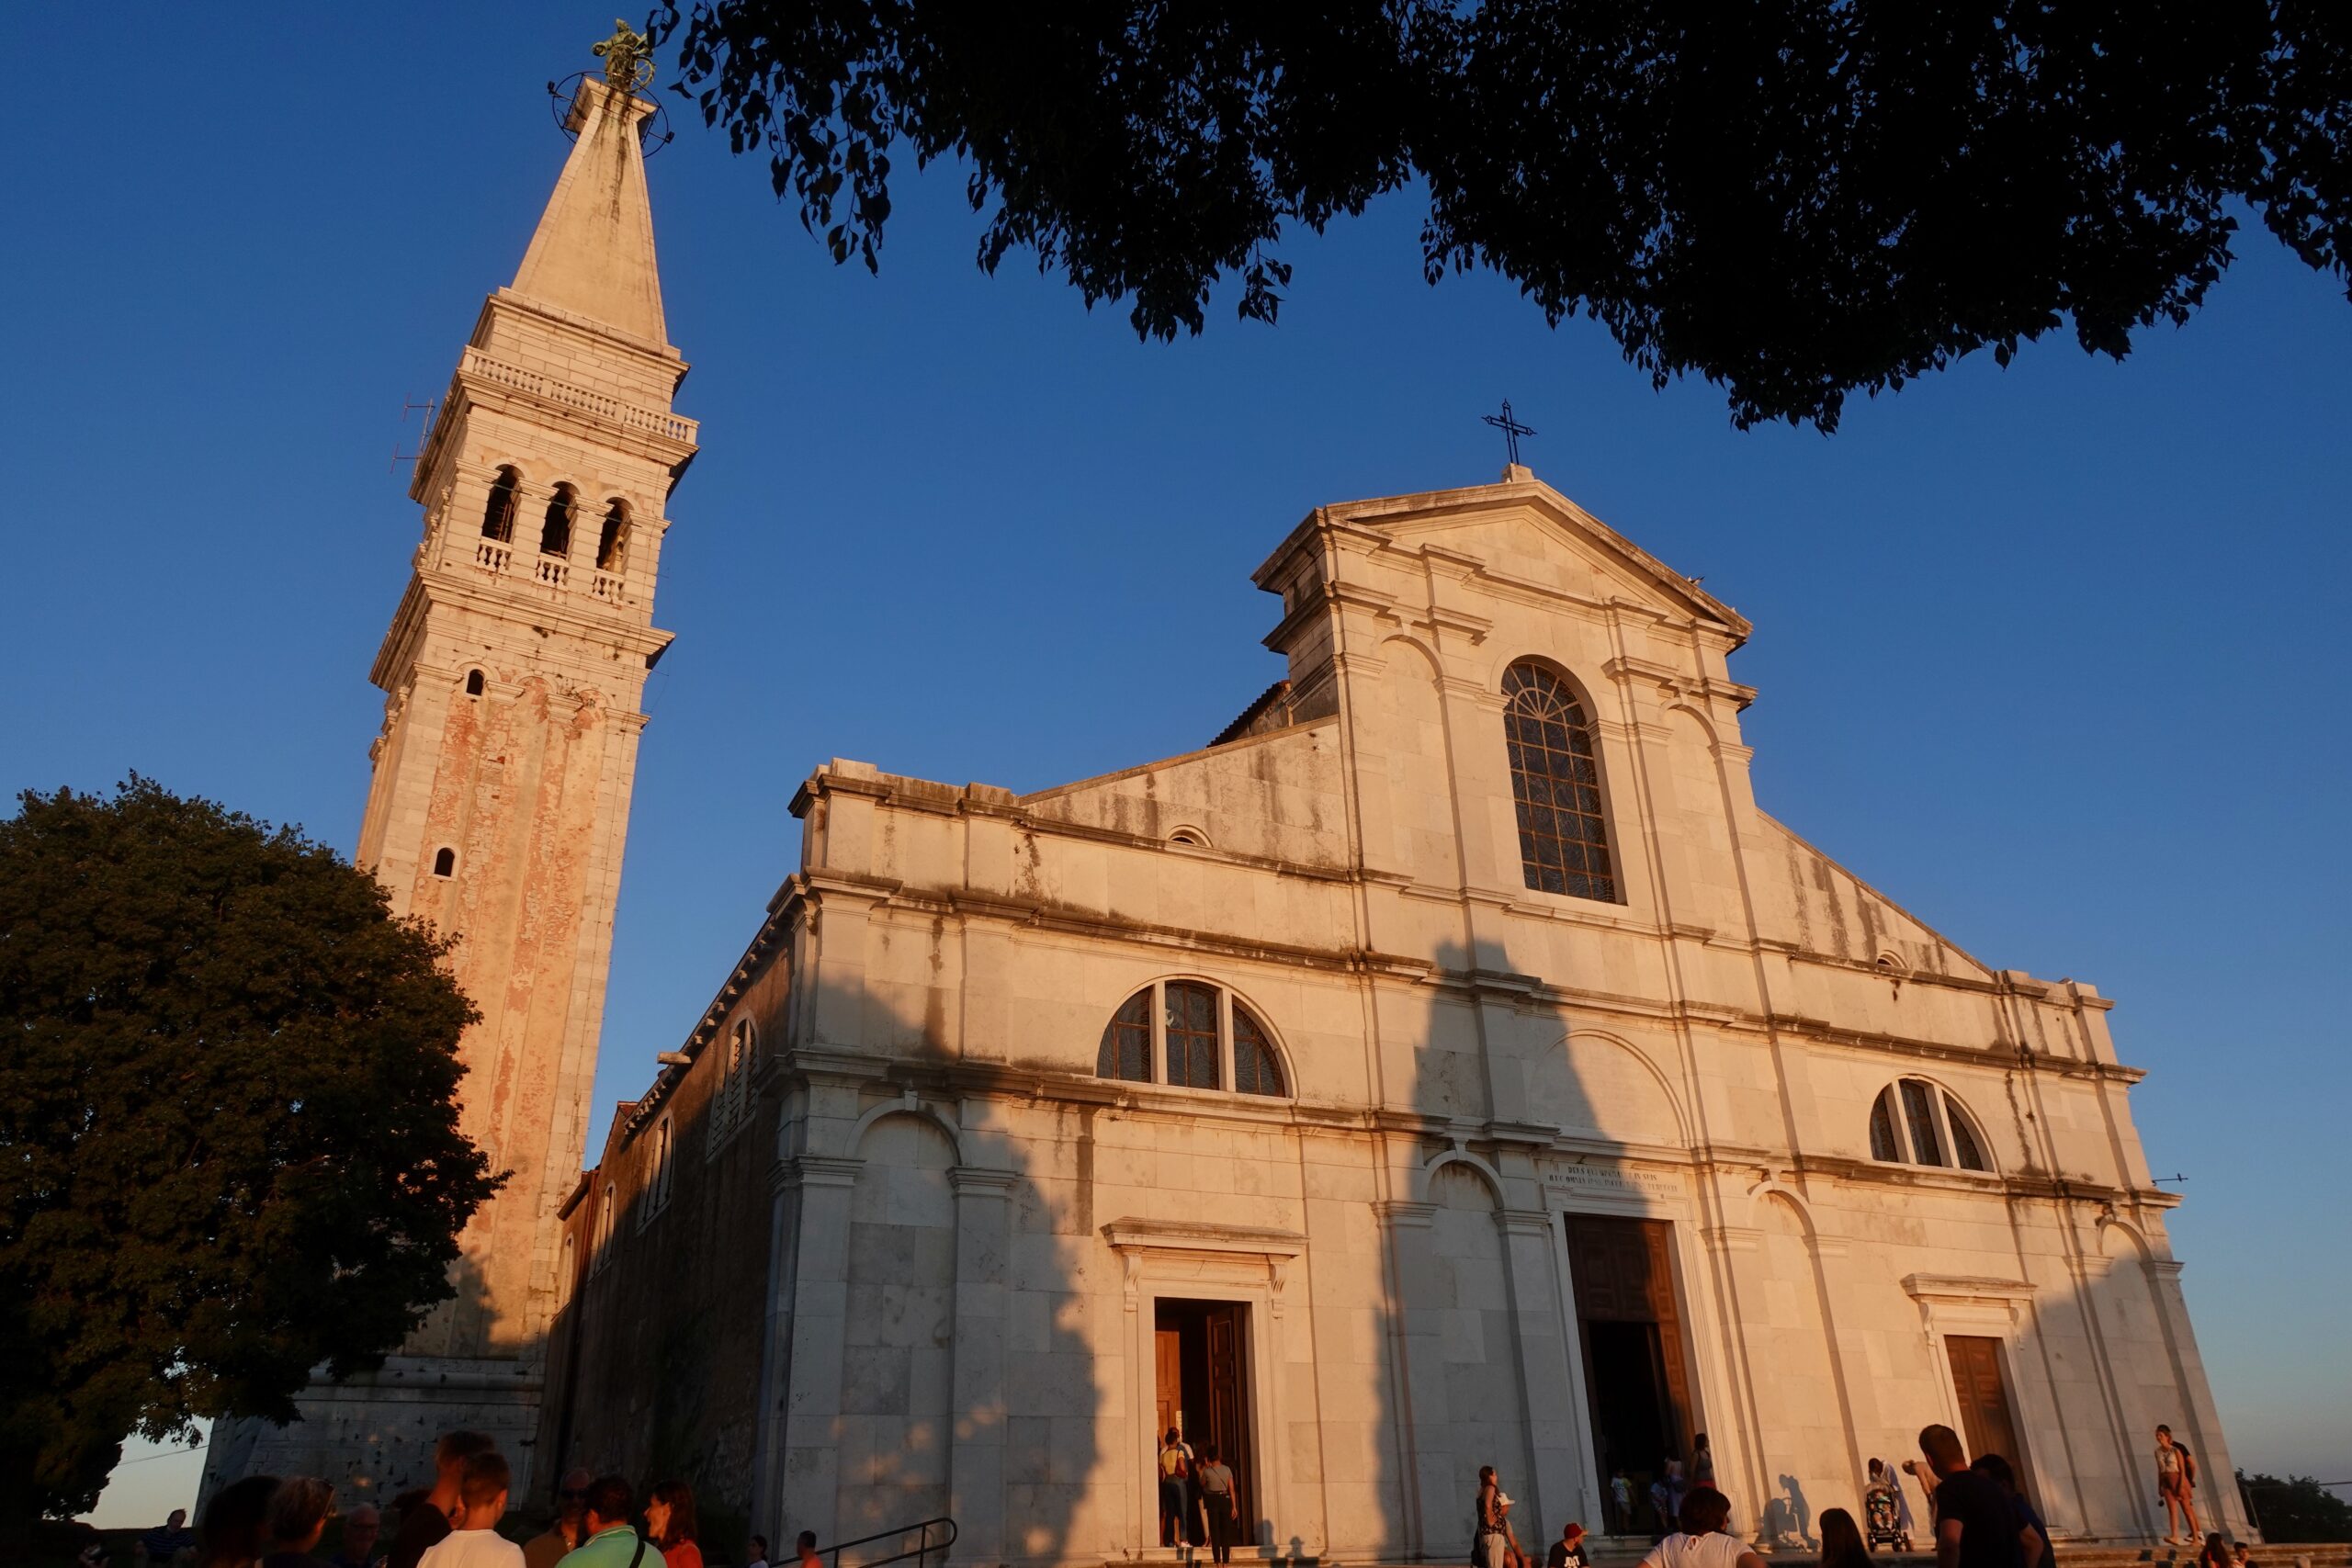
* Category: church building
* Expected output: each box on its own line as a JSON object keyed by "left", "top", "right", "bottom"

{"left": 214, "top": 39, "right": 2246, "bottom": 1568}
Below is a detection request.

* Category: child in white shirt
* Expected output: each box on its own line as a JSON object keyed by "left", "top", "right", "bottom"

{"left": 418, "top": 1451, "right": 526, "bottom": 1568}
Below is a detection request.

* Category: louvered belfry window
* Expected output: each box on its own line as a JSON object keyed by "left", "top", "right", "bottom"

{"left": 1502, "top": 661, "right": 1617, "bottom": 901}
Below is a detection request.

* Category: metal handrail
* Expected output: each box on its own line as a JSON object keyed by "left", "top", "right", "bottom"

{"left": 818, "top": 1515, "right": 957, "bottom": 1568}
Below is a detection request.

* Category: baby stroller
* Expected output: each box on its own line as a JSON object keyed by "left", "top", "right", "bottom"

{"left": 1864, "top": 1477, "right": 1910, "bottom": 1551}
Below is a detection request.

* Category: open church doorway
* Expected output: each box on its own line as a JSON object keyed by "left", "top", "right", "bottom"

{"left": 1564, "top": 1214, "right": 1700, "bottom": 1536}
{"left": 1155, "top": 1299, "right": 1256, "bottom": 1543}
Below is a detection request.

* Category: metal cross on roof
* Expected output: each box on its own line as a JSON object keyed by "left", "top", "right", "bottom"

{"left": 1482, "top": 399, "right": 1536, "bottom": 467}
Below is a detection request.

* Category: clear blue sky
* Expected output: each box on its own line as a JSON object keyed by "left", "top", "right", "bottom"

{"left": 10, "top": 4, "right": 2346, "bottom": 1528}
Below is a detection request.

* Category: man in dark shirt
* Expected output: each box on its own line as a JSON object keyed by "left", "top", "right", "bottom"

{"left": 386, "top": 1430, "right": 498, "bottom": 1568}
{"left": 1919, "top": 1426, "right": 2041, "bottom": 1568}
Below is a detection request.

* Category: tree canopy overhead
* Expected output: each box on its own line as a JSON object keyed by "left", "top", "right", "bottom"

{"left": 0, "top": 779, "right": 498, "bottom": 1539}
{"left": 651, "top": 1, "right": 2352, "bottom": 429}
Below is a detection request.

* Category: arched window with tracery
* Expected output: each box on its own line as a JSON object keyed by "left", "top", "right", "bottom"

{"left": 1870, "top": 1078, "right": 1992, "bottom": 1171}
{"left": 1095, "top": 980, "right": 1289, "bottom": 1098}
{"left": 1501, "top": 660, "right": 1617, "bottom": 901}
{"left": 481, "top": 466, "right": 519, "bottom": 542}
{"left": 596, "top": 499, "right": 630, "bottom": 571}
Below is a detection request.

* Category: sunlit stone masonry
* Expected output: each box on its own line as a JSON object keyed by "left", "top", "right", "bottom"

{"left": 205, "top": 36, "right": 2242, "bottom": 1568}
{"left": 545, "top": 466, "right": 2244, "bottom": 1559}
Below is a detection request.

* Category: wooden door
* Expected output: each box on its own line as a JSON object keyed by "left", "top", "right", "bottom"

{"left": 1206, "top": 1305, "right": 1253, "bottom": 1532}
{"left": 1946, "top": 1336, "right": 2025, "bottom": 1475}
{"left": 1566, "top": 1215, "right": 1697, "bottom": 1456}
{"left": 1156, "top": 1328, "right": 1183, "bottom": 1446}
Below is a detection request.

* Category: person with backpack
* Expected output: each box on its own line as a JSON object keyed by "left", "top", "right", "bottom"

{"left": 2155, "top": 1426, "right": 2202, "bottom": 1545}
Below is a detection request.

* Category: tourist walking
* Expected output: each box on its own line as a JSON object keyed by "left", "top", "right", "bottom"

{"left": 1637, "top": 1488, "right": 1767, "bottom": 1568}
{"left": 561, "top": 1478, "right": 650, "bottom": 1568}
{"left": 1818, "top": 1508, "right": 1871, "bottom": 1568}
{"left": 389, "top": 1432, "right": 498, "bottom": 1568}
{"left": 1476, "top": 1467, "right": 1509, "bottom": 1568}
{"left": 796, "top": 1529, "right": 822, "bottom": 1568}
{"left": 1548, "top": 1521, "right": 1591, "bottom": 1568}
{"left": 1611, "top": 1472, "right": 1636, "bottom": 1536}
{"left": 416, "top": 1451, "right": 523, "bottom": 1568}
{"left": 1690, "top": 1437, "right": 1716, "bottom": 1495}
{"left": 261, "top": 1478, "right": 336, "bottom": 1568}
{"left": 329, "top": 1504, "right": 382, "bottom": 1568}
{"left": 1497, "top": 1488, "right": 1529, "bottom": 1568}
{"left": 2155, "top": 1426, "right": 2203, "bottom": 1546}
{"left": 646, "top": 1479, "right": 704, "bottom": 1568}
{"left": 745, "top": 1536, "right": 772, "bottom": 1568}
{"left": 524, "top": 1471, "right": 593, "bottom": 1568}
{"left": 198, "top": 1477, "right": 280, "bottom": 1568}
{"left": 1648, "top": 1473, "right": 1677, "bottom": 1543}
{"left": 1917, "top": 1425, "right": 2035, "bottom": 1568}
{"left": 1196, "top": 1445, "right": 1238, "bottom": 1564}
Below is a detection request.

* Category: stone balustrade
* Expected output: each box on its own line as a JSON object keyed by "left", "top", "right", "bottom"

{"left": 459, "top": 346, "right": 698, "bottom": 444}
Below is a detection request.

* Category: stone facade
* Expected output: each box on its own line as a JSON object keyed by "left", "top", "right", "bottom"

{"left": 204, "top": 72, "right": 694, "bottom": 1505}
{"left": 540, "top": 468, "right": 2245, "bottom": 1562}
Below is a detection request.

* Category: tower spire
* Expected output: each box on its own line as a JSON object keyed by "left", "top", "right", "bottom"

{"left": 511, "top": 44, "right": 668, "bottom": 345}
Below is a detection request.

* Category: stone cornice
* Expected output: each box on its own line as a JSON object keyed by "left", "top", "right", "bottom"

{"left": 1100, "top": 1218, "right": 1307, "bottom": 1259}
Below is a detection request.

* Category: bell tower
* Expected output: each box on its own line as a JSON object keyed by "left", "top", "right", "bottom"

{"left": 205, "top": 34, "right": 695, "bottom": 1501}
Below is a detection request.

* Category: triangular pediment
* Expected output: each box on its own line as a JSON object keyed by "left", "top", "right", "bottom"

{"left": 1266, "top": 467, "right": 1749, "bottom": 640}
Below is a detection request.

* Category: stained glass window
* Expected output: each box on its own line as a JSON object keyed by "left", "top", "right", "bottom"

{"left": 1501, "top": 662, "right": 1617, "bottom": 901}
{"left": 1233, "top": 1006, "right": 1286, "bottom": 1097}
{"left": 1164, "top": 981, "right": 1221, "bottom": 1089}
{"left": 1097, "top": 990, "right": 1151, "bottom": 1083}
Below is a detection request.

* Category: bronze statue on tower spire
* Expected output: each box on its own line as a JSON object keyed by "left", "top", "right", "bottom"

{"left": 592, "top": 17, "right": 655, "bottom": 94}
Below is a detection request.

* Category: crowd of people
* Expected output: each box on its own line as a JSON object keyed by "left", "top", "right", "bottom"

{"left": 164, "top": 1432, "right": 815, "bottom": 1568}
{"left": 1479, "top": 1421, "right": 2252, "bottom": 1568}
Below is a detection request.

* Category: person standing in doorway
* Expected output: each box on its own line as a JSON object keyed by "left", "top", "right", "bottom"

{"left": 1476, "top": 1467, "right": 1509, "bottom": 1568}
{"left": 1160, "top": 1429, "right": 1193, "bottom": 1549}
{"left": 1611, "top": 1472, "right": 1636, "bottom": 1537}
{"left": 1690, "top": 1437, "right": 1716, "bottom": 1495}
{"left": 1196, "top": 1445, "right": 1238, "bottom": 1565}
{"left": 524, "top": 1471, "right": 592, "bottom": 1568}
{"left": 1638, "top": 1487, "right": 1766, "bottom": 1568}
{"left": 1917, "top": 1425, "right": 2036, "bottom": 1568}
{"left": 2155, "top": 1426, "right": 2203, "bottom": 1546}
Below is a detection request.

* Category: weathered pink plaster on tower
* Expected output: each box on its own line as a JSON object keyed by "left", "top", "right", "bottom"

{"left": 202, "top": 68, "right": 695, "bottom": 1504}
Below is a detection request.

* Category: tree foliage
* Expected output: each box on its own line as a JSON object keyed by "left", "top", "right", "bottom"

{"left": 0, "top": 779, "right": 499, "bottom": 1537}
{"left": 650, "top": 0, "right": 2352, "bottom": 429}
{"left": 2239, "top": 1472, "right": 2352, "bottom": 1544}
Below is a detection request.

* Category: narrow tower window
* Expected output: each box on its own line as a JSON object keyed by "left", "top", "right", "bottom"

{"left": 481, "top": 467, "right": 519, "bottom": 542}
{"left": 540, "top": 484, "right": 577, "bottom": 557}
{"left": 432, "top": 847, "right": 456, "bottom": 877}
{"left": 1501, "top": 660, "right": 1618, "bottom": 900}
{"left": 596, "top": 500, "right": 630, "bottom": 571}
{"left": 465, "top": 670, "right": 485, "bottom": 696}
